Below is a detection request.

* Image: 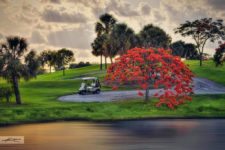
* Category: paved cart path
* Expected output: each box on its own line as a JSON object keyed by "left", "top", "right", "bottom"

{"left": 58, "top": 77, "right": 225, "bottom": 102}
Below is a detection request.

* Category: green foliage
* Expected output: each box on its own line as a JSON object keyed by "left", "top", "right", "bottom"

{"left": 170, "top": 40, "right": 198, "bottom": 59}
{"left": 25, "top": 50, "right": 40, "bottom": 78}
{"left": 69, "top": 62, "right": 91, "bottom": 69}
{"left": 0, "top": 36, "right": 40, "bottom": 104}
{"left": 39, "top": 50, "right": 57, "bottom": 73}
{"left": 0, "top": 85, "right": 13, "bottom": 103}
{"left": 175, "top": 18, "right": 225, "bottom": 66}
{"left": 110, "top": 23, "right": 138, "bottom": 55}
{"left": 214, "top": 43, "right": 225, "bottom": 67}
{"left": 92, "top": 13, "right": 117, "bottom": 69}
{"left": 99, "top": 13, "right": 117, "bottom": 34}
{"left": 55, "top": 48, "right": 74, "bottom": 76}
{"left": 139, "top": 24, "right": 171, "bottom": 48}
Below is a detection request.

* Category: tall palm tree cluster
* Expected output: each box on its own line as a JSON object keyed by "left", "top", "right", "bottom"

{"left": 91, "top": 13, "right": 172, "bottom": 70}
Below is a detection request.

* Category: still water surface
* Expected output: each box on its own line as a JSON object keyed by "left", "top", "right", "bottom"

{"left": 0, "top": 119, "right": 224, "bottom": 150}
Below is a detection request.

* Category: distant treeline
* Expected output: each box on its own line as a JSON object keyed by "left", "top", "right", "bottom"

{"left": 92, "top": 14, "right": 225, "bottom": 68}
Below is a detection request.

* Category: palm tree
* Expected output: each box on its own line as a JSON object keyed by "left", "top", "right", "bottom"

{"left": 56, "top": 48, "right": 74, "bottom": 76}
{"left": 95, "top": 22, "right": 104, "bottom": 36}
{"left": 39, "top": 50, "right": 57, "bottom": 73}
{"left": 91, "top": 35, "right": 106, "bottom": 69}
{"left": 0, "top": 36, "right": 39, "bottom": 104}
{"left": 110, "top": 23, "right": 137, "bottom": 55}
{"left": 99, "top": 13, "right": 116, "bottom": 34}
{"left": 94, "top": 22, "right": 105, "bottom": 70}
{"left": 25, "top": 50, "right": 40, "bottom": 77}
{"left": 99, "top": 13, "right": 117, "bottom": 68}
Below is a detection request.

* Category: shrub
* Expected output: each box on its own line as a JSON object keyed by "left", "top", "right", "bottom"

{"left": 214, "top": 43, "right": 225, "bottom": 67}
{"left": 0, "top": 86, "right": 13, "bottom": 103}
{"left": 37, "top": 67, "right": 47, "bottom": 75}
{"left": 69, "top": 62, "right": 91, "bottom": 69}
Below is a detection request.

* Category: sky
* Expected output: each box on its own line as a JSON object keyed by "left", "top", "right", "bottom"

{"left": 0, "top": 0, "right": 224, "bottom": 63}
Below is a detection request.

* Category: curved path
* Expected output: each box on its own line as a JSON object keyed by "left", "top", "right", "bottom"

{"left": 58, "top": 78, "right": 225, "bottom": 102}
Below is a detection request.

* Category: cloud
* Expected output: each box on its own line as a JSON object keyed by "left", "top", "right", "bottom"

{"left": 47, "top": 26, "right": 94, "bottom": 49}
{"left": 106, "top": 0, "right": 139, "bottom": 17}
{"left": 161, "top": 0, "right": 208, "bottom": 24}
{"left": 205, "top": 0, "right": 225, "bottom": 10}
{"left": 153, "top": 10, "right": 165, "bottom": 22}
{"left": 77, "top": 50, "right": 91, "bottom": 58}
{"left": 0, "top": 33, "right": 4, "bottom": 40}
{"left": 0, "top": 0, "right": 224, "bottom": 59}
{"left": 141, "top": 5, "right": 151, "bottom": 15}
{"left": 0, "top": 0, "right": 9, "bottom": 5}
{"left": 42, "top": 8, "right": 87, "bottom": 23}
{"left": 67, "top": 0, "right": 99, "bottom": 7}
{"left": 30, "top": 31, "right": 46, "bottom": 44}
{"left": 40, "top": 0, "right": 61, "bottom": 4}
{"left": 50, "top": 0, "right": 61, "bottom": 4}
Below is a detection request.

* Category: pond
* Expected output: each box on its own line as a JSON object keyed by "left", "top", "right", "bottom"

{"left": 0, "top": 119, "right": 224, "bottom": 150}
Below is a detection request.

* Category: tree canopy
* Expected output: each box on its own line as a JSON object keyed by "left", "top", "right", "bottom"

{"left": 139, "top": 24, "right": 171, "bottom": 48}
{"left": 0, "top": 36, "right": 39, "bottom": 104}
{"left": 55, "top": 48, "right": 74, "bottom": 76}
{"left": 39, "top": 50, "right": 57, "bottom": 73}
{"left": 105, "top": 48, "right": 193, "bottom": 109}
{"left": 175, "top": 18, "right": 225, "bottom": 66}
{"left": 214, "top": 42, "right": 225, "bottom": 67}
{"left": 170, "top": 40, "right": 198, "bottom": 59}
{"left": 109, "top": 23, "right": 138, "bottom": 55}
{"left": 92, "top": 14, "right": 174, "bottom": 68}
{"left": 92, "top": 13, "right": 117, "bottom": 69}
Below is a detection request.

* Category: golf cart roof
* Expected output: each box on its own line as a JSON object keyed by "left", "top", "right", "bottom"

{"left": 82, "top": 77, "right": 98, "bottom": 80}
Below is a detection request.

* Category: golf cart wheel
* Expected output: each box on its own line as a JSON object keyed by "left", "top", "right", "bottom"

{"left": 79, "top": 91, "right": 86, "bottom": 95}
{"left": 96, "top": 89, "right": 100, "bottom": 94}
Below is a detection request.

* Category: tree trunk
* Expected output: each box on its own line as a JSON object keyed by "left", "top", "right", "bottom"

{"left": 100, "top": 54, "right": 103, "bottom": 70}
{"left": 145, "top": 89, "right": 150, "bottom": 102}
{"left": 50, "top": 65, "right": 51, "bottom": 73}
{"left": 63, "top": 68, "right": 65, "bottom": 76}
{"left": 6, "top": 95, "right": 10, "bottom": 103}
{"left": 12, "top": 76, "right": 21, "bottom": 104}
{"left": 199, "top": 53, "right": 203, "bottom": 66}
{"left": 104, "top": 56, "right": 107, "bottom": 70}
{"left": 110, "top": 57, "right": 113, "bottom": 64}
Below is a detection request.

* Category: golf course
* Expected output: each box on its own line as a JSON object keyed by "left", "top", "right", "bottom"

{"left": 0, "top": 60, "right": 224, "bottom": 126}
{"left": 1, "top": 1, "right": 225, "bottom": 150}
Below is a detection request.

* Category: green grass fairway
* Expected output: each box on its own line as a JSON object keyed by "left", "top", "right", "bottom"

{"left": 186, "top": 60, "right": 225, "bottom": 85}
{"left": 0, "top": 60, "right": 224, "bottom": 126}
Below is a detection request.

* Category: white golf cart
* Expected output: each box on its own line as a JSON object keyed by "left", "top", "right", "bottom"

{"left": 78, "top": 77, "right": 101, "bottom": 95}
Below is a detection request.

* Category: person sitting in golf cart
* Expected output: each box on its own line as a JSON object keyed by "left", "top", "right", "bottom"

{"left": 78, "top": 77, "right": 101, "bottom": 95}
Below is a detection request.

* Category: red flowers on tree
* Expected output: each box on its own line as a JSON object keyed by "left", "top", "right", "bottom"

{"left": 105, "top": 48, "right": 194, "bottom": 109}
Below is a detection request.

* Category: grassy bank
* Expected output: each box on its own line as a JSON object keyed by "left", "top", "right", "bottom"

{"left": 0, "top": 60, "right": 225, "bottom": 126}
{"left": 186, "top": 60, "right": 225, "bottom": 85}
{"left": 0, "top": 94, "right": 225, "bottom": 126}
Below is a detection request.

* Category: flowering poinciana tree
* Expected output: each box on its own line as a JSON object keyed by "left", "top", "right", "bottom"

{"left": 105, "top": 48, "right": 194, "bottom": 109}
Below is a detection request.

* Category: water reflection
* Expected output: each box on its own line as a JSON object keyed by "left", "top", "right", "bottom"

{"left": 0, "top": 119, "right": 224, "bottom": 150}
{"left": 107, "top": 120, "right": 199, "bottom": 138}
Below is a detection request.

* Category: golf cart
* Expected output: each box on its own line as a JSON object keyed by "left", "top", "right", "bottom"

{"left": 78, "top": 77, "right": 101, "bottom": 95}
